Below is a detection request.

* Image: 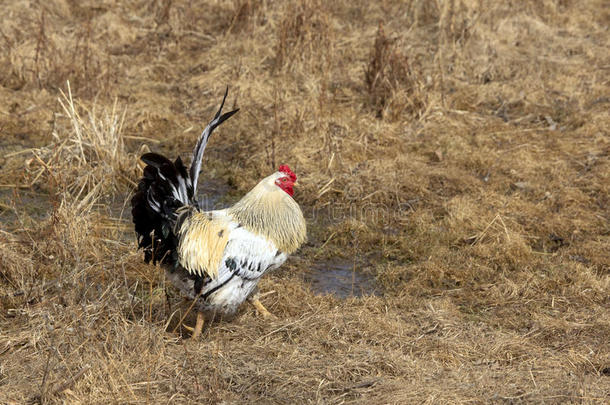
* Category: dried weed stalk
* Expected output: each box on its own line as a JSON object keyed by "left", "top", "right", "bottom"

{"left": 365, "top": 24, "right": 424, "bottom": 120}
{"left": 228, "top": 0, "right": 261, "bottom": 33}
{"left": 275, "top": 0, "right": 332, "bottom": 72}
{"left": 0, "top": 8, "right": 108, "bottom": 93}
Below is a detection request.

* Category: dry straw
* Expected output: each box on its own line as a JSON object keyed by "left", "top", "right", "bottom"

{"left": 0, "top": 0, "right": 608, "bottom": 403}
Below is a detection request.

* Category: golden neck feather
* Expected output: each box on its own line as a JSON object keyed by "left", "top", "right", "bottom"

{"left": 227, "top": 174, "right": 307, "bottom": 254}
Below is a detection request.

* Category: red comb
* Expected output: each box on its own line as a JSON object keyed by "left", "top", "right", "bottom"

{"left": 278, "top": 165, "right": 297, "bottom": 182}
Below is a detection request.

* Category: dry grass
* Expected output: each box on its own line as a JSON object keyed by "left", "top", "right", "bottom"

{"left": 30, "top": 81, "right": 138, "bottom": 199}
{"left": 1, "top": 0, "right": 609, "bottom": 403}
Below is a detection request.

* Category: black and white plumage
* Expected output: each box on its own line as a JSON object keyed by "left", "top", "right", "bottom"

{"left": 131, "top": 89, "right": 306, "bottom": 335}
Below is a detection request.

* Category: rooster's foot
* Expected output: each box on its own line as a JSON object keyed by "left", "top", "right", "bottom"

{"left": 249, "top": 296, "right": 276, "bottom": 319}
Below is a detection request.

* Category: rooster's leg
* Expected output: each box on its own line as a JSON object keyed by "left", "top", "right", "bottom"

{"left": 248, "top": 294, "right": 276, "bottom": 319}
{"left": 179, "top": 299, "right": 204, "bottom": 338}
{"left": 189, "top": 311, "right": 205, "bottom": 339}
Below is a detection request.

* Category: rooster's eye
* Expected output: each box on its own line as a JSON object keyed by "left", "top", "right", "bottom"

{"left": 282, "top": 178, "right": 287, "bottom": 182}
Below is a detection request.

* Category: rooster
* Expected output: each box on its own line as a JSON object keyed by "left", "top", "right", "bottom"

{"left": 131, "top": 89, "right": 306, "bottom": 338}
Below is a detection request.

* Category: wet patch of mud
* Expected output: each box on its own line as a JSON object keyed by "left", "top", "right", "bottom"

{"left": 304, "top": 261, "right": 380, "bottom": 298}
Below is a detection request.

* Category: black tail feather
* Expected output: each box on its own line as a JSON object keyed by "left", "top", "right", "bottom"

{"left": 140, "top": 152, "right": 173, "bottom": 168}
{"left": 131, "top": 154, "right": 190, "bottom": 265}
{"left": 189, "top": 87, "right": 239, "bottom": 194}
{"left": 131, "top": 89, "right": 238, "bottom": 266}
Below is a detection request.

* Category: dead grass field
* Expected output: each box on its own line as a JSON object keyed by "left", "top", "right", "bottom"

{"left": 1, "top": 0, "right": 608, "bottom": 403}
